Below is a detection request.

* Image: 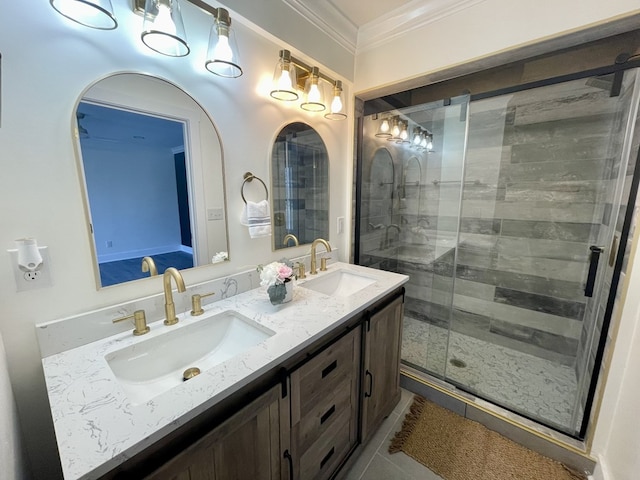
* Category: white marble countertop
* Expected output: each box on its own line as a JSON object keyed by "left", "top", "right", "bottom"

{"left": 41, "top": 262, "right": 408, "bottom": 480}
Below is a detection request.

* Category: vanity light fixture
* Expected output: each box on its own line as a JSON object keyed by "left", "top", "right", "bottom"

{"left": 398, "top": 121, "right": 410, "bottom": 143}
{"left": 205, "top": 7, "right": 242, "bottom": 78}
{"left": 269, "top": 49, "right": 347, "bottom": 119}
{"left": 375, "top": 116, "right": 392, "bottom": 138}
{"left": 49, "top": 0, "right": 117, "bottom": 30}
{"left": 140, "top": 0, "right": 189, "bottom": 57}
{"left": 301, "top": 67, "right": 326, "bottom": 112}
{"left": 270, "top": 50, "right": 298, "bottom": 101}
{"left": 325, "top": 80, "right": 347, "bottom": 120}
{"left": 387, "top": 117, "right": 401, "bottom": 141}
{"left": 412, "top": 127, "right": 423, "bottom": 146}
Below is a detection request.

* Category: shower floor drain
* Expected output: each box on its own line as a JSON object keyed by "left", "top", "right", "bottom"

{"left": 449, "top": 358, "right": 467, "bottom": 368}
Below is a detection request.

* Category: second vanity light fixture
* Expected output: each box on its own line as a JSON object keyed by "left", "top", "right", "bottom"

{"left": 270, "top": 49, "right": 347, "bottom": 120}
{"left": 375, "top": 115, "right": 434, "bottom": 152}
{"left": 50, "top": 0, "right": 243, "bottom": 78}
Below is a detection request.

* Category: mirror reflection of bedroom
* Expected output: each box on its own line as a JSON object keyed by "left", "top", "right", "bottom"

{"left": 77, "top": 102, "right": 193, "bottom": 287}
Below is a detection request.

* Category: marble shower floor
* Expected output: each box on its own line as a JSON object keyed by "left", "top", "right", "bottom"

{"left": 402, "top": 316, "right": 579, "bottom": 431}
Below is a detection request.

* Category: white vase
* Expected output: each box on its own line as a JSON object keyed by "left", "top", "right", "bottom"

{"left": 283, "top": 280, "right": 293, "bottom": 303}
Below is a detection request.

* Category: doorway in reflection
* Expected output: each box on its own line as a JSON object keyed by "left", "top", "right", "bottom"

{"left": 77, "top": 102, "right": 193, "bottom": 286}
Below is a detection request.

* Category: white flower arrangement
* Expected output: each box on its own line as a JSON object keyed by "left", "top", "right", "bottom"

{"left": 211, "top": 251, "right": 228, "bottom": 263}
{"left": 257, "top": 259, "right": 295, "bottom": 304}
{"left": 257, "top": 260, "right": 294, "bottom": 287}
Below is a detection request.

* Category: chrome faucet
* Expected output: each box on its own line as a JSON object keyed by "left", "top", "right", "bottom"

{"left": 283, "top": 233, "right": 299, "bottom": 247}
{"left": 310, "top": 238, "right": 331, "bottom": 275}
{"left": 383, "top": 224, "right": 401, "bottom": 249}
{"left": 163, "top": 267, "right": 186, "bottom": 326}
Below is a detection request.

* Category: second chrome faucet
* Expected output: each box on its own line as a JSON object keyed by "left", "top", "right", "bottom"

{"left": 163, "top": 267, "right": 186, "bottom": 326}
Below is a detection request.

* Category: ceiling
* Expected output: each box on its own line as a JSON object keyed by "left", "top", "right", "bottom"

{"left": 282, "top": 0, "right": 486, "bottom": 53}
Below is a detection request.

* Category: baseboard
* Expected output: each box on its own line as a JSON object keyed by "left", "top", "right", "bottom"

{"left": 589, "top": 456, "right": 608, "bottom": 480}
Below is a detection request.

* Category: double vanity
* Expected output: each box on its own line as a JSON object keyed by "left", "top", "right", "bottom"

{"left": 38, "top": 261, "right": 408, "bottom": 479}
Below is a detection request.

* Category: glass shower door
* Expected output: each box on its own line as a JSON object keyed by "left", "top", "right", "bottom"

{"left": 357, "top": 96, "right": 469, "bottom": 378}
{"left": 445, "top": 69, "right": 640, "bottom": 436}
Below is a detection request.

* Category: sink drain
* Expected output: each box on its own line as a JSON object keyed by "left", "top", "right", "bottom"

{"left": 183, "top": 367, "right": 201, "bottom": 381}
{"left": 449, "top": 358, "right": 467, "bottom": 368}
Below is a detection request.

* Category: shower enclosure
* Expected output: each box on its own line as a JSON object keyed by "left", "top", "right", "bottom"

{"left": 356, "top": 68, "right": 640, "bottom": 438}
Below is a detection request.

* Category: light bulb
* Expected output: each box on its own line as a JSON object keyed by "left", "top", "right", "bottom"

{"left": 308, "top": 82, "right": 321, "bottom": 103}
{"left": 154, "top": 3, "right": 176, "bottom": 36}
{"left": 213, "top": 31, "right": 233, "bottom": 62}
{"left": 277, "top": 66, "right": 293, "bottom": 90}
{"left": 427, "top": 136, "right": 433, "bottom": 151}
{"left": 380, "top": 119, "right": 390, "bottom": 133}
{"left": 399, "top": 123, "right": 408, "bottom": 140}
{"left": 330, "top": 94, "right": 343, "bottom": 113}
{"left": 413, "top": 130, "right": 422, "bottom": 145}
{"left": 391, "top": 122, "right": 400, "bottom": 137}
{"left": 420, "top": 137, "right": 427, "bottom": 149}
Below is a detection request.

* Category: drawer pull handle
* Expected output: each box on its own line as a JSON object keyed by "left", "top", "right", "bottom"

{"left": 322, "top": 360, "right": 337, "bottom": 378}
{"left": 320, "top": 447, "right": 335, "bottom": 469}
{"left": 365, "top": 370, "right": 373, "bottom": 398}
{"left": 320, "top": 405, "right": 336, "bottom": 424}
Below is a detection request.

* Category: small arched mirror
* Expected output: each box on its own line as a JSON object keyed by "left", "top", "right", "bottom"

{"left": 74, "top": 73, "right": 229, "bottom": 288}
{"left": 271, "top": 122, "right": 329, "bottom": 250}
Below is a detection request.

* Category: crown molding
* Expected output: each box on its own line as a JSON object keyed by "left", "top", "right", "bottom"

{"left": 282, "top": 0, "right": 358, "bottom": 54}
{"left": 357, "top": 0, "right": 487, "bottom": 53}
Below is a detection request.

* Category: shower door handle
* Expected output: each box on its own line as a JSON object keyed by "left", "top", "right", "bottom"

{"left": 584, "top": 246, "right": 604, "bottom": 297}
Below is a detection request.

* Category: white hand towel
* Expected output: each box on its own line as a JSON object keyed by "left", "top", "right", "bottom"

{"left": 241, "top": 200, "right": 272, "bottom": 238}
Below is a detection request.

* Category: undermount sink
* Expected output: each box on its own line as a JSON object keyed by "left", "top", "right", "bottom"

{"left": 300, "top": 269, "right": 377, "bottom": 297}
{"left": 105, "top": 310, "right": 275, "bottom": 405}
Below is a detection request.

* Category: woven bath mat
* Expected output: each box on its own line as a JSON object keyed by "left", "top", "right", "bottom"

{"left": 389, "top": 395, "right": 586, "bottom": 480}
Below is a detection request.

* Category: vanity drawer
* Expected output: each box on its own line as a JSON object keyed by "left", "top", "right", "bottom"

{"left": 297, "top": 375, "right": 354, "bottom": 453}
{"left": 298, "top": 408, "right": 353, "bottom": 480}
{"left": 291, "top": 327, "right": 360, "bottom": 422}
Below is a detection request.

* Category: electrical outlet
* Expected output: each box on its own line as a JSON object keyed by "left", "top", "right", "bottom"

{"left": 337, "top": 216, "right": 345, "bottom": 235}
{"left": 9, "top": 247, "right": 53, "bottom": 291}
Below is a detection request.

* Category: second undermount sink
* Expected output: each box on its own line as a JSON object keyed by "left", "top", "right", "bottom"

{"left": 105, "top": 310, "right": 275, "bottom": 405}
{"left": 300, "top": 269, "right": 377, "bottom": 297}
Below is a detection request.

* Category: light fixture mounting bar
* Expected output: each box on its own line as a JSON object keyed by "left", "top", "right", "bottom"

{"left": 289, "top": 53, "right": 337, "bottom": 85}
{"left": 133, "top": 0, "right": 222, "bottom": 18}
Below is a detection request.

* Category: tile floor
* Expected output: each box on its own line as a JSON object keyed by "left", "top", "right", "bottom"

{"left": 344, "top": 389, "right": 443, "bottom": 480}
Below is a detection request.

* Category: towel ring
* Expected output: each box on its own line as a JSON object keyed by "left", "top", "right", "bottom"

{"left": 241, "top": 172, "right": 269, "bottom": 204}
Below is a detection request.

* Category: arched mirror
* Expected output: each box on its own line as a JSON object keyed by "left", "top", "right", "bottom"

{"left": 75, "top": 73, "right": 229, "bottom": 288}
{"left": 271, "top": 122, "right": 329, "bottom": 250}
{"left": 367, "top": 147, "right": 395, "bottom": 231}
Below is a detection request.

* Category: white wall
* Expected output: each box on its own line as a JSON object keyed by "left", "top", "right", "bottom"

{"left": 0, "top": 332, "right": 28, "bottom": 480}
{"left": 0, "top": 2, "right": 352, "bottom": 478}
{"left": 355, "top": 0, "right": 640, "bottom": 95}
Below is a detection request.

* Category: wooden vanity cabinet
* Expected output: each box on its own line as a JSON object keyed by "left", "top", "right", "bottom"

{"left": 110, "top": 287, "right": 404, "bottom": 480}
{"left": 361, "top": 291, "right": 404, "bottom": 443}
{"left": 143, "top": 383, "right": 289, "bottom": 480}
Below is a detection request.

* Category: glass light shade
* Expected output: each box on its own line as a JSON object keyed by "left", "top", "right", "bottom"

{"left": 270, "top": 50, "right": 298, "bottom": 101}
{"left": 141, "top": 0, "right": 189, "bottom": 57}
{"left": 375, "top": 117, "right": 392, "bottom": 138}
{"left": 387, "top": 117, "right": 401, "bottom": 141}
{"left": 205, "top": 9, "right": 242, "bottom": 78}
{"left": 325, "top": 80, "right": 347, "bottom": 120}
{"left": 412, "top": 128, "right": 423, "bottom": 145}
{"left": 301, "top": 67, "right": 326, "bottom": 112}
{"left": 50, "top": 0, "right": 117, "bottom": 29}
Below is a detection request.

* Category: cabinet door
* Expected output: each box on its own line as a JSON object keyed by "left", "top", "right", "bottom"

{"left": 362, "top": 293, "right": 404, "bottom": 442}
{"left": 144, "top": 384, "right": 289, "bottom": 480}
